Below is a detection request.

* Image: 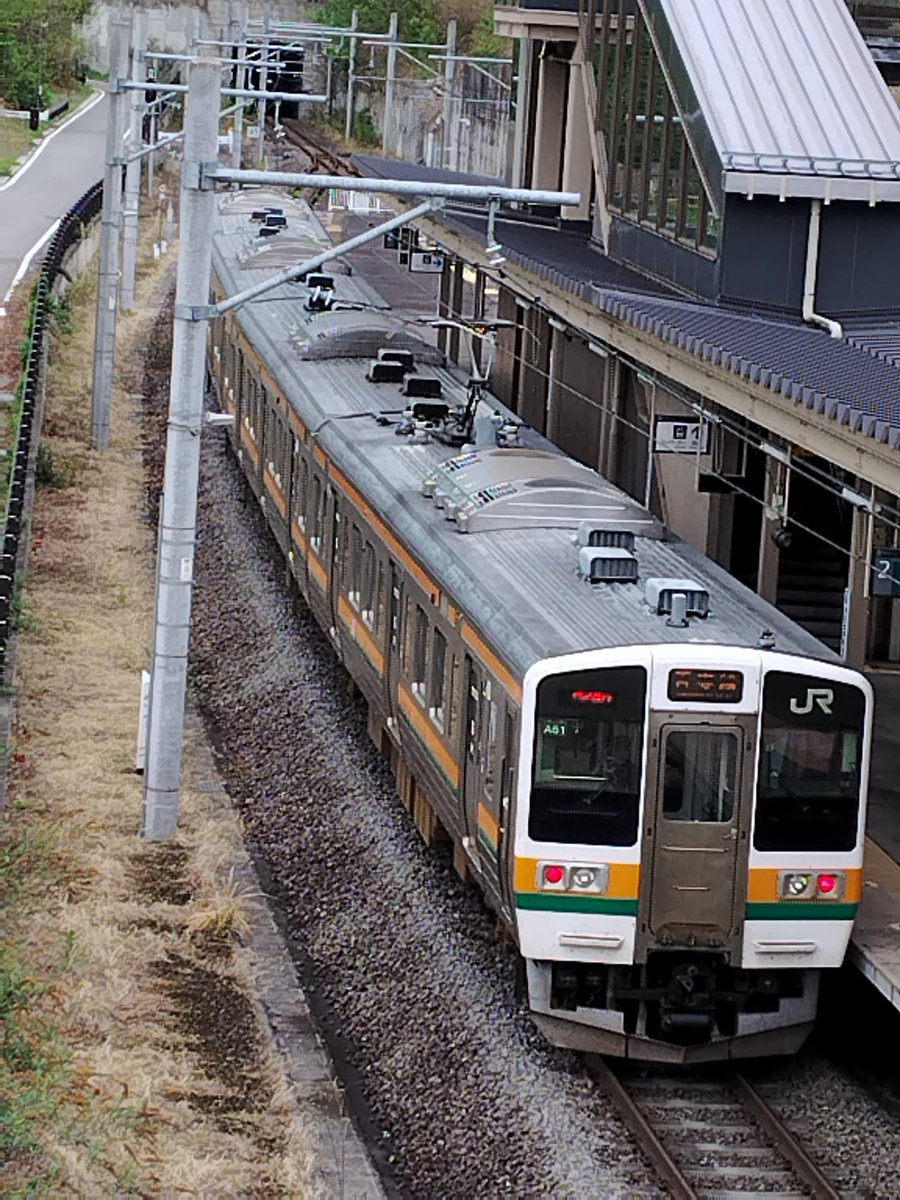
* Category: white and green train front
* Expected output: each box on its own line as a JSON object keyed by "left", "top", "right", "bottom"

{"left": 513, "top": 646, "right": 872, "bottom": 1061}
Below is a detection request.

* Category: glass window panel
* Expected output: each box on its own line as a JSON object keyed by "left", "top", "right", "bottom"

{"left": 430, "top": 628, "right": 447, "bottom": 726}
{"left": 529, "top": 666, "right": 646, "bottom": 846}
{"left": 754, "top": 673, "right": 865, "bottom": 852}
{"left": 663, "top": 731, "right": 737, "bottom": 823}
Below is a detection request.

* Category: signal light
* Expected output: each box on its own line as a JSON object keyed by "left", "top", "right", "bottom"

{"left": 543, "top": 864, "right": 565, "bottom": 886}
{"left": 817, "top": 873, "right": 838, "bottom": 895}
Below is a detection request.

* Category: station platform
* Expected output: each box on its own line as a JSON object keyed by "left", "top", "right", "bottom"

{"left": 850, "top": 671, "right": 900, "bottom": 1012}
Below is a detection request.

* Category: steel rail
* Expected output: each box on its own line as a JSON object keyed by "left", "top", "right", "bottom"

{"left": 731, "top": 1072, "right": 842, "bottom": 1200}
{"left": 584, "top": 1056, "right": 696, "bottom": 1200}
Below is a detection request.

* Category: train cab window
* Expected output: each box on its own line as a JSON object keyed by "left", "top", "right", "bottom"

{"left": 754, "top": 673, "right": 865, "bottom": 853}
{"left": 529, "top": 666, "right": 646, "bottom": 846}
{"left": 430, "top": 629, "right": 447, "bottom": 728}
{"left": 662, "top": 731, "right": 737, "bottom": 823}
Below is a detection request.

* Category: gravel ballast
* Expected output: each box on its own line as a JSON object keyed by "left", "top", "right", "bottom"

{"left": 189, "top": 424, "right": 654, "bottom": 1197}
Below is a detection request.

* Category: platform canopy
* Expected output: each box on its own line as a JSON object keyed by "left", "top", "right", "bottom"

{"left": 644, "top": 0, "right": 900, "bottom": 203}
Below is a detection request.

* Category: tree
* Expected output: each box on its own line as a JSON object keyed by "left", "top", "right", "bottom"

{"left": 0, "top": 0, "right": 92, "bottom": 109}
{"left": 314, "top": 0, "right": 442, "bottom": 57}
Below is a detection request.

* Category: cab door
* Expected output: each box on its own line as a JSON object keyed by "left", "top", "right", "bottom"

{"left": 639, "top": 715, "right": 754, "bottom": 959}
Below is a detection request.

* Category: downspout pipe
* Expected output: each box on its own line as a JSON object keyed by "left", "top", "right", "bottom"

{"left": 803, "top": 198, "right": 843, "bottom": 339}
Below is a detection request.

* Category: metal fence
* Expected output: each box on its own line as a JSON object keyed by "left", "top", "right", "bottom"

{"left": 0, "top": 180, "right": 103, "bottom": 668}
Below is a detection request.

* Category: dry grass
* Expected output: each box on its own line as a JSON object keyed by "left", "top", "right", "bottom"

{"left": 0, "top": 212, "right": 315, "bottom": 1194}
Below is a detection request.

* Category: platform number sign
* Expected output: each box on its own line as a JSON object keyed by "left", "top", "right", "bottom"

{"left": 653, "top": 415, "right": 710, "bottom": 454}
{"left": 872, "top": 549, "right": 900, "bottom": 598}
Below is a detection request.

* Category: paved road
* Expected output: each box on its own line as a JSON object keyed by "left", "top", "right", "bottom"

{"left": 0, "top": 92, "right": 107, "bottom": 307}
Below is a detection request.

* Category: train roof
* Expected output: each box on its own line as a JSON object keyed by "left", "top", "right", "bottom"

{"left": 211, "top": 190, "right": 832, "bottom": 680}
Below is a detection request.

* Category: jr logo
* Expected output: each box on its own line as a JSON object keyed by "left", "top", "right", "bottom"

{"left": 789, "top": 688, "right": 834, "bottom": 715}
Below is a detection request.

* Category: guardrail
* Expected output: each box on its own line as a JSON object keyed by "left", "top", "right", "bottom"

{"left": 0, "top": 179, "right": 103, "bottom": 668}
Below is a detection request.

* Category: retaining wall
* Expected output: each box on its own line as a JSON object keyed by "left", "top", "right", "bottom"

{"left": 80, "top": 1, "right": 312, "bottom": 71}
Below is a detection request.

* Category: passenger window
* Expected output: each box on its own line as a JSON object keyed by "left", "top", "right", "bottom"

{"left": 483, "top": 681, "right": 497, "bottom": 796}
{"left": 294, "top": 452, "right": 307, "bottom": 531}
{"left": 348, "top": 526, "right": 363, "bottom": 606}
{"left": 361, "top": 543, "right": 377, "bottom": 626}
{"left": 663, "top": 731, "right": 737, "bottom": 823}
{"left": 447, "top": 654, "right": 459, "bottom": 737}
{"left": 411, "top": 606, "right": 428, "bottom": 700}
{"left": 310, "top": 475, "right": 323, "bottom": 550}
{"left": 430, "top": 629, "right": 447, "bottom": 728}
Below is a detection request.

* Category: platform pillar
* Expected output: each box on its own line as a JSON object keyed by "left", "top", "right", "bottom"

{"left": 531, "top": 47, "right": 567, "bottom": 191}
{"left": 842, "top": 504, "right": 871, "bottom": 668}
{"left": 561, "top": 53, "right": 592, "bottom": 222}
{"left": 757, "top": 455, "right": 788, "bottom": 606}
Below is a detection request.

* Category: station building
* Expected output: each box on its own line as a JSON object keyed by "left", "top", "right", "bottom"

{"left": 360, "top": 0, "right": 900, "bottom": 678}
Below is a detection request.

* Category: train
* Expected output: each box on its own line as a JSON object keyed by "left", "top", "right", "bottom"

{"left": 206, "top": 189, "right": 873, "bottom": 1063}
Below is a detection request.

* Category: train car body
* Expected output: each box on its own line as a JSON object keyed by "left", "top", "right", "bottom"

{"left": 207, "top": 191, "right": 873, "bottom": 1062}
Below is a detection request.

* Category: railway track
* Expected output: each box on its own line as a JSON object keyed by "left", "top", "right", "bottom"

{"left": 587, "top": 1057, "right": 843, "bottom": 1198}
{"left": 279, "top": 117, "right": 359, "bottom": 177}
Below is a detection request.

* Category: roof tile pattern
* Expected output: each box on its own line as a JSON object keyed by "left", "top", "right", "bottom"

{"left": 352, "top": 153, "right": 900, "bottom": 451}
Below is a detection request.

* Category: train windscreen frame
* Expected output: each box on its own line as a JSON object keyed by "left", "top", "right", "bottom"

{"left": 754, "top": 672, "right": 866, "bottom": 853}
{"left": 529, "top": 666, "right": 647, "bottom": 846}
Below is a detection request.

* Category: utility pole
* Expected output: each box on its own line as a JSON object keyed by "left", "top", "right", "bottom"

{"left": 382, "top": 11, "right": 398, "bottom": 155}
{"left": 90, "top": 14, "right": 132, "bottom": 452}
{"left": 344, "top": 7, "right": 359, "bottom": 142}
{"left": 121, "top": 12, "right": 147, "bottom": 312}
{"left": 442, "top": 20, "right": 458, "bottom": 171}
{"left": 230, "top": 2, "right": 247, "bottom": 168}
{"left": 142, "top": 58, "right": 221, "bottom": 839}
{"left": 257, "top": 17, "right": 271, "bottom": 166}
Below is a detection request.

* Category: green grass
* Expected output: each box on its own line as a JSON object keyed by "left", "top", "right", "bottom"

{"left": 0, "top": 121, "right": 38, "bottom": 176}
{"left": 0, "top": 828, "right": 147, "bottom": 1194}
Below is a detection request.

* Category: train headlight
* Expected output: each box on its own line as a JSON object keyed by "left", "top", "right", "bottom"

{"left": 779, "top": 872, "right": 814, "bottom": 899}
{"left": 568, "top": 864, "right": 609, "bottom": 894}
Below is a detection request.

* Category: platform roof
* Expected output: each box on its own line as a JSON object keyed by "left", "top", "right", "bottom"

{"left": 645, "top": 0, "right": 900, "bottom": 203}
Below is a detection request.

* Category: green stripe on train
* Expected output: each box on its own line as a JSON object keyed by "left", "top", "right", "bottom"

{"left": 515, "top": 893, "right": 638, "bottom": 915}
{"left": 745, "top": 902, "right": 858, "bottom": 921}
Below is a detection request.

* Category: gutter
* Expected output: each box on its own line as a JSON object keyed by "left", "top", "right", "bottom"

{"left": 803, "top": 198, "right": 843, "bottom": 339}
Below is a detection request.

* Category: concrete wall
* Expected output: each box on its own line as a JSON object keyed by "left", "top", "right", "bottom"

{"left": 372, "top": 69, "right": 510, "bottom": 178}
{"left": 80, "top": 1, "right": 309, "bottom": 70}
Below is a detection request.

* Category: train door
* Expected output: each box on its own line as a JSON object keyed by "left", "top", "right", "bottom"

{"left": 462, "top": 657, "right": 498, "bottom": 874}
{"left": 326, "top": 488, "right": 341, "bottom": 633}
{"left": 640, "top": 715, "right": 754, "bottom": 958}
{"left": 496, "top": 706, "right": 518, "bottom": 916}
{"left": 384, "top": 560, "right": 402, "bottom": 729}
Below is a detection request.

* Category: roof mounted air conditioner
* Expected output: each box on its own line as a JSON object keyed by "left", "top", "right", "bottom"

{"left": 645, "top": 577, "right": 709, "bottom": 618}
{"left": 403, "top": 377, "right": 443, "bottom": 399}
{"left": 578, "top": 546, "right": 639, "bottom": 584}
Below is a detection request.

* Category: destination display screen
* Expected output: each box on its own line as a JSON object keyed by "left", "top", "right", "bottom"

{"left": 668, "top": 669, "right": 744, "bottom": 703}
